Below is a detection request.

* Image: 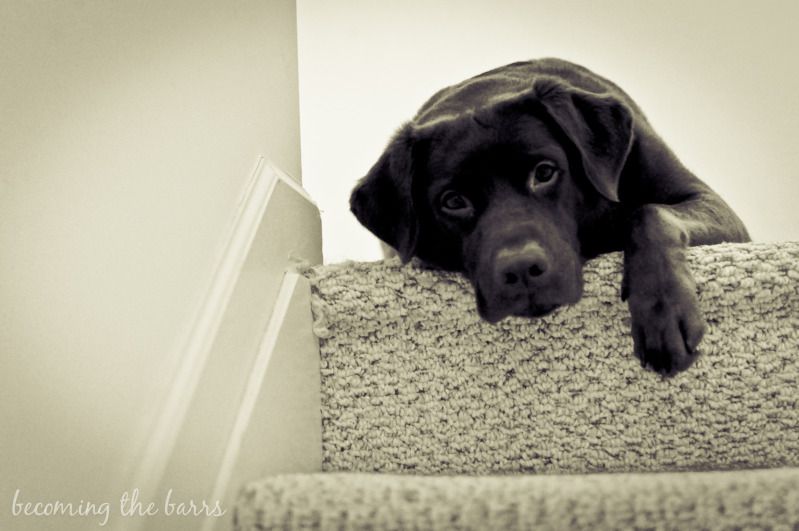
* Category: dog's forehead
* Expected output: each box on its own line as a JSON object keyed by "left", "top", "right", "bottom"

{"left": 414, "top": 74, "right": 532, "bottom": 126}
{"left": 424, "top": 113, "right": 558, "bottom": 174}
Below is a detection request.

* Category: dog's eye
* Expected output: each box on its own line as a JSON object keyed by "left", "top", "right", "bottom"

{"left": 439, "top": 191, "right": 474, "bottom": 217}
{"left": 528, "top": 161, "right": 560, "bottom": 190}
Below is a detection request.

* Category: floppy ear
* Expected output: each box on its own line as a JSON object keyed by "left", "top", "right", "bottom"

{"left": 533, "top": 80, "right": 634, "bottom": 202}
{"left": 350, "top": 125, "right": 420, "bottom": 262}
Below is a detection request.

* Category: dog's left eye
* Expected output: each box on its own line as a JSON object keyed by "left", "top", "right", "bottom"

{"left": 528, "top": 161, "right": 560, "bottom": 190}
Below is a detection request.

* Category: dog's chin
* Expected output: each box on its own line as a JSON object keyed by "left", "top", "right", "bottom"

{"left": 514, "top": 304, "right": 559, "bottom": 318}
{"left": 476, "top": 292, "right": 562, "bottom": 323}
{"left": 475, "top": 280, "right": 584, "bottom": 323}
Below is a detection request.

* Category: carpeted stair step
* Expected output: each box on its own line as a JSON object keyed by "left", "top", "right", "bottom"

{"left": 308, "top": 242, "right": 799, "bottom": 475}
{"left": 235, "top": 241, "right": 799, "bottom": 529}
{"left": 236, "top": 468, "right": 799, "bottom": 530}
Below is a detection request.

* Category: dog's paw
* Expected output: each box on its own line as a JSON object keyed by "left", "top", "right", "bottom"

{"left": 623, "top": 266, "right": 706, "bottom": 376}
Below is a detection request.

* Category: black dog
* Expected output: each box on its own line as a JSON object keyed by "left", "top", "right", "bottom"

{"left": 350, "top": 58, "right": 749, "bottom": 375}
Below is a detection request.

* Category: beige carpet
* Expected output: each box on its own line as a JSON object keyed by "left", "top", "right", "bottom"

{"left": 237, "top": 468, "right": 799, "bottom": 530}
{"left": 236, "top": 242, "right": 799, "bottom": 529}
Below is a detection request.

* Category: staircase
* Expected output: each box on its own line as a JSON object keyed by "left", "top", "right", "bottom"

{"left": 234, "top": 242, "right": 799, "bottom": 530}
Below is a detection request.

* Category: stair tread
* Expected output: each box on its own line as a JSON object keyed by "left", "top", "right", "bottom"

{"left": 303, "top": 242, "right": 799, "bottom": 475}
{"left": 236, "top": 467, "right": 799, "bottom": 530}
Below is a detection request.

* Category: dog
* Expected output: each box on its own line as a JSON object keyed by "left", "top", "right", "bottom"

{"left": 350, "top": 58, "right": 749, "bottom": 375}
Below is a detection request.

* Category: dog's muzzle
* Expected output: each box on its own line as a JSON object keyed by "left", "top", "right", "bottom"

{"left": 474, "top": 239, "right": 583, "bottom": 323}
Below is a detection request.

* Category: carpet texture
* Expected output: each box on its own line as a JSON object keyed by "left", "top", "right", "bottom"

{"left": 236, "top": 468, "right": 799, "bottom": 530}
{"left": 236, "top": 242, "right": 799, "bottom": 530}
{"left": 308, "top": 242, "right": 799, "bottom": 475}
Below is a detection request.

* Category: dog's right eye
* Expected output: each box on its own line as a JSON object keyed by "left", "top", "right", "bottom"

{"left": 439, "top": 191, "right": 474, "bottom": 217}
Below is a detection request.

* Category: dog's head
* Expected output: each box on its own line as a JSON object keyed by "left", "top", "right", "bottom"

{"left": 351, "top": 75, "right": 634, "bottom": 322}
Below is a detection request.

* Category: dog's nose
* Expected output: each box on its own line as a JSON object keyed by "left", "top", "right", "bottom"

{"left": 494, "top": 241, "right": 550, "bottom": 288}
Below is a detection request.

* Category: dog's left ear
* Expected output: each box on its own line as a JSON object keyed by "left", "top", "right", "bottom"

{"left": 533, "top": 80, "right": 634, "bottom": 202}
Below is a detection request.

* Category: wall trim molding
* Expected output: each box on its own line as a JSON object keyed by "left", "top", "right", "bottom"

{"left": 203, "top": 270, "right": 323, "bottom": 531}
{"left": 124, "top": 157, "right": 315, "bottom": 531}
{"left": 205, "top": 272, "right": 299, "bottom": 514}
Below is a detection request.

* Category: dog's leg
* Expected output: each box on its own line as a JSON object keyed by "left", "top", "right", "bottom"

{"left": 622, "top": 192, "right": 749, "bottom": 375}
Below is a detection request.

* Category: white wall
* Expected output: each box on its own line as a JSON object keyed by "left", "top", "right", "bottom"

{"left": 0, "top": 1, "right": 301, "bottom": 529}
{"left": 298, "top": 0, "right": 799, "bottom": 263}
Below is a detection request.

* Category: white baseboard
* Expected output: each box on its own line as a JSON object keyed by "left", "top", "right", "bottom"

{"left": 120, "top": 157, "right": 322, "bottom": 531}
{"left": 207, "top": 272, "right": 322, "bottom": 531}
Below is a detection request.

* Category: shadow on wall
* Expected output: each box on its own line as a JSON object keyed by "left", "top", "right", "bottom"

{"left": 0, "top": 1, "right": 301, "bottom": 528}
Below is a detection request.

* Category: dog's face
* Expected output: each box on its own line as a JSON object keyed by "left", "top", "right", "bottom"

{"left": 351, "top": 78, "right": 634, "bottom": 322}
{"left": 421, "top": 113, "right": 586, "bottom": 322}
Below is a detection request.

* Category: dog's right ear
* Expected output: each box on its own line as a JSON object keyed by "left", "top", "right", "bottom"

{"left": 350, "top": 125, "right": 420, "bottom": 262}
